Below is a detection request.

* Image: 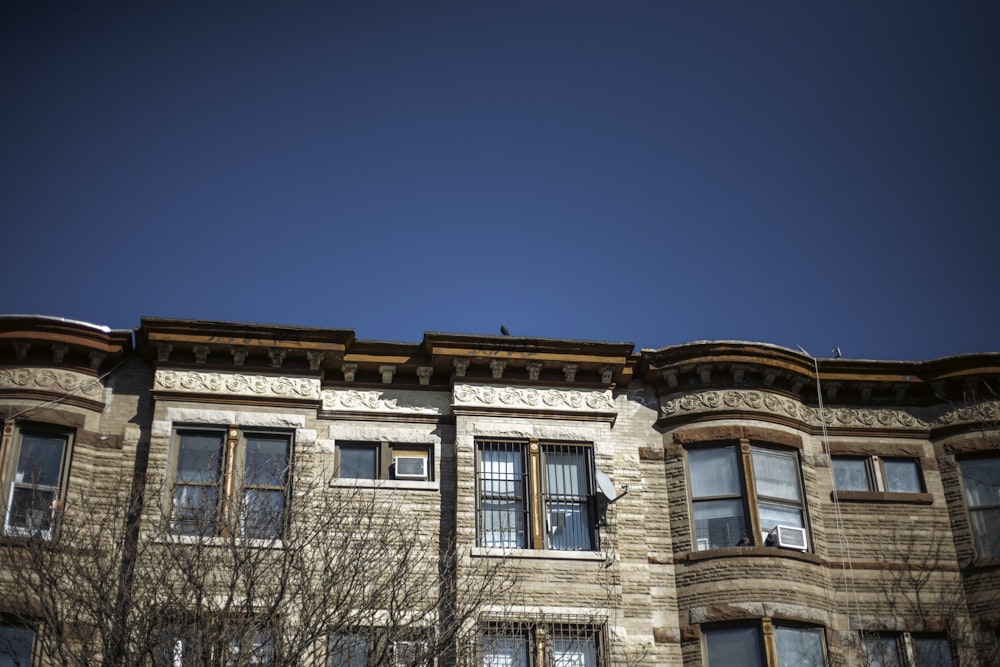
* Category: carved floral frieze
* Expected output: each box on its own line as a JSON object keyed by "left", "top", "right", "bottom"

{"left": 453, "top": 384, "right": 615, "bottom": 413}
{"left": 321, "top": 389, "right": 447, "bottom": 414}
{"left": 154, "top": 370, "right": 320, "bottom": 400}
{"left": 933, "top": 400, "right": 1000, "bottom": 427}
{"left": 0, "top": 367, "right": 104, "bottom": 399}
{"left": 660, "top": 389, "right": 931, "bottom": 430}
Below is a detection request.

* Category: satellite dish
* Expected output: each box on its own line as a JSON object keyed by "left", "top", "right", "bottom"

{"left": 596, "top": 470, "right": 617, "bottom": 501}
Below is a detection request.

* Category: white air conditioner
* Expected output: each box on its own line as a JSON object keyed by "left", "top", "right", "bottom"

{"left": 394, "top": 455, "right": 428, "bottom": 480}
{"left": 775, "top": 525, "right": 808, "bottom": 551}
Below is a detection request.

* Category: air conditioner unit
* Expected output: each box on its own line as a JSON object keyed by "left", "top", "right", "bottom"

{"left": 775, "top": 525, "right": 808, "bottom": 551}
{"left": 696, "top": 538, "right": 710, "bottom": 551}
{"left": 394, "top": 455, "right": 428, "bottom": 480}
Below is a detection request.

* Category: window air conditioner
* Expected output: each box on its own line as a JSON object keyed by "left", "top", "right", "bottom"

{"left": 775, "top": 525, "right": 808, "bottom": 551}
{"left": 394, "top": 456, "right": 428, "bottom": 480}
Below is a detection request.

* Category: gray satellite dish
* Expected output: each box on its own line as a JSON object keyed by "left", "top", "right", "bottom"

{"left": 596, "top": 470, "right": 617, "bottom": 501}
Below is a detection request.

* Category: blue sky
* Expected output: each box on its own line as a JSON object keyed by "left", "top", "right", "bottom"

{"left": 2, "top": 2, "right": 997, "bottom": 360}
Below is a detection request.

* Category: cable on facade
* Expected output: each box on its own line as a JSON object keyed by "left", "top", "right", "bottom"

{"left": 800, "top": 347, "right": 864, "bottom": 666}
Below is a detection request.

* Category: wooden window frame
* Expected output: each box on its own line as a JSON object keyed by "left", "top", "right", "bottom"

{"left": 702, "top": 619, "right": 827, "bottom": 667}
{"left": 1, "top": 422, "right": 73, "bottom": 541}
{"left": 169, "top": 425, "right": 292, "bottom": 540}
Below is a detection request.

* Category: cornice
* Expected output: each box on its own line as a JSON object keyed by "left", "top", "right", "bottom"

{"left": 153, "top": 369, "right": 321, "bottom": 401}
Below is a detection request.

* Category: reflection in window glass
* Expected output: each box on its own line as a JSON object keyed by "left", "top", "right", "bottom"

{"left": 690, "top": 447, "right": 748, "bottom": 550}
{"left": 339, "top": 446, "right": 377, "bottom": 479}
{"left": 884, "top": 459, "right": 923, "bottom": 493}
{"left": 959, "top": 457, "right": 1000, "bottom": 558}
{"left": 913, "top": 636, "right": 954, "bottom": 666}
{"left": 775, "top": 626, "right": 824, "bottom": 667}
{"left": 0, "top": 624, "right": 33, "bottom": 667}
{"left": 861, "top": 634, "right": 902, "bottom": 667}
{"left": 704, "top": 626, "right": 763, "bottom": 667}
{"left": 832, "top": 457, "right": 871, "bottom": 491}
{"left": 330, "top": 633, "right": 368, "bottom": 667}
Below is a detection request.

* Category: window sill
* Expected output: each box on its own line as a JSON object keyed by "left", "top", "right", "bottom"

{"left": 965, "top": 555, "right": 1000, "bottom": 570}
{"left": 471, "top": 546, "right": 605, "bottom": 561}
{"left": 155, "top": 534, "right": 285, "bottom": 550}
{"left": 330, "top": 478, "right": 439, "bottom": 492}
{"left": 682, "top": 546, "right": 822, "bottom": 565}
{"left": 831, "top": 491, "right": 933, "bottom": 504}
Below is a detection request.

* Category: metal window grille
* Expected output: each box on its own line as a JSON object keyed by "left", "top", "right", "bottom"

{"left": 477, "top": 441, "right": 530, "bottom": 549}
{"left": 541, "top": 445, "right": 595, "bottom": 551}
{"left": 480, "top": 622, "right": 603, "bottom": 667}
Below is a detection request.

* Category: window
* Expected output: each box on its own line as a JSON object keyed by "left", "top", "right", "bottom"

{"left": 959, "top": 456, "right": 1000, "bottom": 559}
{"left": 170, "top": 426, "right": 291, "bottom": 539}
{"left": 3, "top": 426, "right": 71, "bottom": 540}
{"left": 392, "top": 639, "right": 430, "bottom": 667}
{"left": 832, "top": 456, "right": 925, "bottom": 494}
{"left": 704, "top": 623, "right": 824, "bottom": 667}
{"left": 482, "top": 622, "right": 602, "bottom": 667}
{"left": 330, "top": 633, "right": 368, "bottom": 667}
{"left": 860, "top": 633, "right": 953, "bottom": 667}
{"left": 156, "top": 625, "right": 274, "bottom": 666}
{"left": 0, "top": 623, "right": 33, "bottom": 667}
{"left": 336, "top": 442, "right": 431, "bottom": 482}
{"left": 476, "top": 441, "right": 597, "bottom": 551}
{"left": 688, "top": 444, "right": 806, "bottom": 551}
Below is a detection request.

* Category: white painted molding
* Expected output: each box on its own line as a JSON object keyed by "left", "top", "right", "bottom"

{"left": 0, "top": 367, "right": 103, "bottom": 399}
{"left": 154, "top": 369, "right": 320, "bottom": 400}
{"left": 453, "top": 383, "right": 615, "bottom": 413}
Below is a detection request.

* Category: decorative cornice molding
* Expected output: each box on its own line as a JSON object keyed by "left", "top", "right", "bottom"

{"left": 453, "top": 383, "right": 615, "bottom": 413}
{"left": 933, "top": 400, "right": 1000, "bottom": 428}
{"left": 154, "top": 370, "right": 320, "bottom": 400}
{"left": 0, "top": 367, "right": 103, "bottom": 399}
{"left": 660, "top": 389, "right": 931, "bottom": 431}
{"left": 321, "top": 389, "right": 448, "bottom": 415}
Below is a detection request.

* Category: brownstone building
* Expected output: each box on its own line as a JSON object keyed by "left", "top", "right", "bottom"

{"left": 0, "top": 314, "right": 997, "bottom": 666}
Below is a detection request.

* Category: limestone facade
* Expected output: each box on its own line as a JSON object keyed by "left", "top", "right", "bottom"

{"left": 0, "top": 315, "right": 997, "bottom": 666}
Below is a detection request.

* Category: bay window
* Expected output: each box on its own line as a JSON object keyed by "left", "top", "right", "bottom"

{"left": 704, "top": 622, "right": 825, "bottom": 667}
{"left": 688, "top": 443, "right": 807, "bottom": 551}
{"left": 832, "top": 456, "right": 925, "bottom": 494}
{"left": 958, "top": 456, "right": 1000, "bottom": 559}
{"left": 3, "top": 426, "right": 71, "bottom": 540}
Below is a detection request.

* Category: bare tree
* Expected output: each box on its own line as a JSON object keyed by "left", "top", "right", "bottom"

{"left": 0, "top": 464, "right": 515, "bottom": 667}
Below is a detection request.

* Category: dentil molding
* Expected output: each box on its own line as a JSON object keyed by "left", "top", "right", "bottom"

{"left": 0, "top": 367, "right": 104, "bottom": 399}
{"left": 154, "top": 370, "right": 320, "bottom": 400}
{"left": 453, "top": 384, "right": 615, "bottom": 413}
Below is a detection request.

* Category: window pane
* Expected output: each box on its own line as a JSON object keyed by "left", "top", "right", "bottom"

{"left": 758, "top": 501, "right": 804, "bottom": 532}
{"left": 833, "top": 458, "right": 871, "bottom": 491}
{"left": 0, "top": 625, "right": 33, "bottom": 667}
{"left": 546, "top": 451, "right": 586, "bottom": 498}
{"left": 331, "top": 633, "right": 368, "bottom": 667}
{"left": 861, "top": 635, "right": 902, "bottom": 667}
{"left": 176, "top": 432, "right": 223, "bottom": 484}
{"left": 242, "top": 489, "right": 285, "bottom": 539}
{"left": 544, "top": 448, "right": 593, "bottom": 550}
{"left": 340, "top": 446, "right": 377, "bottom": 479}
{"left": 884, "top": 459, "right": 922, "bottom": 493}
{"left": 694, "top": 499, "right": 747, "bottom": 550}
{"left": 914, "top": 636, "right": 954, "bottom": 667}
{"left": 482, "top": 448, "right": 523, "bottom": 497}
{"left": 546, "top": 500, "right": 591, "bottom": 550}
{"left": 7, "top": 487, "right": 56, "bottom": 534}
{"left": 171, "top": 485, "right": 218, "bottom": 536}
{"left": 552, "top": 635, "right": 596, "bottom": 667}
{"left": 481, "top": 499, "right": 527, "bottom": 548}
{"left": 775, "top": 627, "right": 824, "bottom": 667}
{"left": 226, "top": 631, "right": 273, "bottom": 666}
{"left": 483, "top": 633, "right": 529, "bottom": 667}
{"left": 705, "top": 626, "right": 763, "bottom": 667}
{"left": 752, "top": 449, "right": 801, "bottom": 502}
{"left": 244, "top": 436, "right": 289, "bottom": 487}
{"left": 960, "top": 457, "right": 1000, "bottom": 508}
{"left": 690, "top": 447, "right": 741, "bottom": 497}
{"left": 16, "top": 433, "right": 65, "bottom": 487}
{"left": 969, "top": 507, "right": 1000, "bottom": 558}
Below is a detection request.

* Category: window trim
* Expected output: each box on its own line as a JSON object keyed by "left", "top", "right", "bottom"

{"left": 168, "top": 424, "right": 293, "bottom": 540}
{"left": 702, "top": 619, "right": 827, "bottom": 667}
{"left": 2, "top": 423, "right": 73, "bottom": 541}
{"left": 685, "top": 440, "right": 811, "bottom": 553}
{"left": 831, "top": 455, "right": 929, "bottom": 503}
{"left": 475, "top": 439, "right": 599, "bottom": 552}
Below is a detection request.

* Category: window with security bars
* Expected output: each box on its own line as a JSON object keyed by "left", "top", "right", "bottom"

{"left": 481, "top": 622, "right": 602, "bottom": 667}
{"left": 476, "top": 441, "right": 597, "bottom": 551}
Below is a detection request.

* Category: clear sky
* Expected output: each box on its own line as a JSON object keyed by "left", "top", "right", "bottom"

{"left": 2, "top": 2, "right": 997, "bottom": 361}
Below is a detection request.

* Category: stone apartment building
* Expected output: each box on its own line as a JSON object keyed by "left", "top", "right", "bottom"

{"left": 0, "top": 314, "right": 997, "bottom": 666}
